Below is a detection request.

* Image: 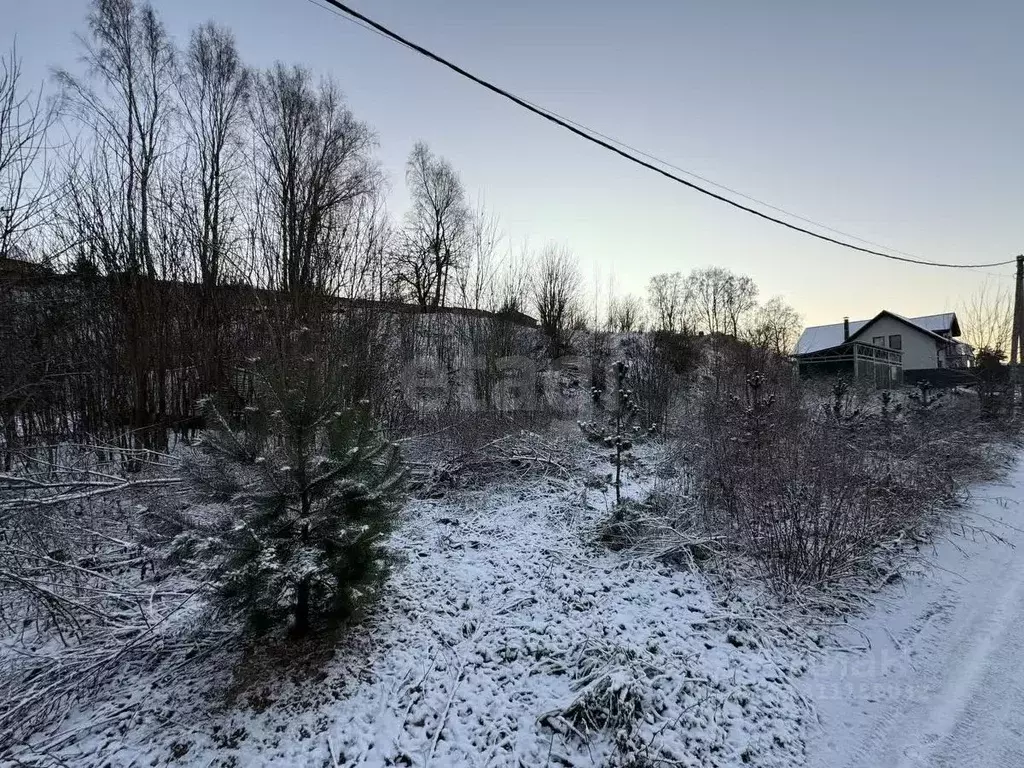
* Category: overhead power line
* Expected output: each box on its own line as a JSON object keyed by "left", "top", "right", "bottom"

{"left": 299, "top": 6, "right": 960, "bottom": 270}
{"left": 312, "top": 0, "right": 1015, "bottom": 271}
{"left": 513, "top": 102, "right": 934, "bottom": 263}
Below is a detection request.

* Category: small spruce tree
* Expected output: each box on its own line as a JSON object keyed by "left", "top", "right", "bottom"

{"left": 608, "top": 361, "right": 639, "bottom": 504}
{"left": 181, "top": 350, "right": 405, "bottom": 636}
{"left": 579, "top": 360, "right": 653, "bottom": 504}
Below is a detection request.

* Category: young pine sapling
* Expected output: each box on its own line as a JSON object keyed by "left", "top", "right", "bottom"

{"left": 579, "top": 360, "right": 654, "bottom": 505}
{"left": 179, "top": 357, "right": 406, "bottom": 637}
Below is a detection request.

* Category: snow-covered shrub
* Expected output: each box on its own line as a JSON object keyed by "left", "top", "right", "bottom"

{"left": 688, "top": 342, "right": 1018, "bottom": 589}
{"left": 907, "top": 379, "right": 944, "bottom": 412}
{"left": 975, "top": 347, "right": 1010, "bottom": 419}
{"left": 598, "top": 498, "right": 649, "bottom": 551}
{"left": 179, "top": 334, "right": 406, "bottom": 636}
{"left": 694, "top": 363, "right": 902, "bottom": 585}
{"left": 598, "top": 484, "right": 719, "bottom": 568}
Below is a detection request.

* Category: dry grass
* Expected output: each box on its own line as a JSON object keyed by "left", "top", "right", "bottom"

{"left": 597, "top": 482, "right": 723, "bottom": 571}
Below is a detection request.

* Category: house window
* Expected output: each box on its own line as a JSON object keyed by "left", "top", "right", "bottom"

{"left": 889, "top": 334, "right": 902, "bottom": 350}
{"left": 872, "top": 336, "right": 885, "bottom": 347}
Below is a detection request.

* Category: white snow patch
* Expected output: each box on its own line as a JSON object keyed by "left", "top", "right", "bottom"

{"left": 12, "top": 452, "right": 813, "bottom": 767}
{"left": 802, "top": 456, "right": 1024, "bottom": 768}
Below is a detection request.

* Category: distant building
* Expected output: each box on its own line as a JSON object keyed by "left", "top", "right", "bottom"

{"left": 794, "top": 311, "right": 969, "bottom": 387}
{"left": 0, "top": 246, "right": 53, "bottom": 278}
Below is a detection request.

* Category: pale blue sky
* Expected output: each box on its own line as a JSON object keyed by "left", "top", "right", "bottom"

{"left": 5, "top": 0, "right": 1022, "bottom": 325}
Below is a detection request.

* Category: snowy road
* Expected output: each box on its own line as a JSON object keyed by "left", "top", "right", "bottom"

{"left": 804, "top": 458, "right": 1024, "bottom": 768}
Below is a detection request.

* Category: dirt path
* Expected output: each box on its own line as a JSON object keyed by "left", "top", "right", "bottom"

{"left": 804, "top": 458, "right": 1024, "bottom": 768}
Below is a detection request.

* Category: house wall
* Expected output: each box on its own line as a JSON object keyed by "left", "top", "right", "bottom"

{"left": 858, "top": 316, "right": 943, "bottom": 370}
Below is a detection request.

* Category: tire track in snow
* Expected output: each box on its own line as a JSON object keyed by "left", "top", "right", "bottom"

{"left": 894, "top": 562, "right": 1024, "bottom": 768}
{"left": 805, "top": 463, "right": 1024, "bottom": 768}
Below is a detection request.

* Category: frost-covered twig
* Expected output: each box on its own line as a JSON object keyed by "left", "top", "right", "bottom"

{"left": 410, "top": 430, "right": 580, "bottom": 495}
{"left": 1, "top": 476, "right": 181, "bottom": 508}
{"left": 424, "top": 661, "right": 467, "bottom": 768}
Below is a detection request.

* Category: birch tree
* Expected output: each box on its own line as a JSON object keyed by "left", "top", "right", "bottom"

{"left": 395, "top": 142, "right": 470, "bottom": 309}
{"left": 250, "top": 63, "right": 376, "bottom": 295}
{"left": 57, "top": 0, "right": 177, "bottom": 278}
{"left": 0, "top": 45, "right": 56, "bottom": 262}
{"left": 647, "top": 272, "right": 687, "bottom": 332}
{"left": 177, "top": 22, "right": 251, "bottom": 291}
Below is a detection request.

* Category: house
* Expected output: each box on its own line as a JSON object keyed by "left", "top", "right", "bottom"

{"left": 794, "top": 310, "right": 968, "bottom": 387}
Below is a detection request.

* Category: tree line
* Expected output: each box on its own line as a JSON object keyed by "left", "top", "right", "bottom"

{"left": 5, "top": 3, "right": 506, "bottom": 309}
{"left": 0, "top": 0, "right": 809, "bottom": 461}
{"left": 2, "top": 0, "right": 804, "bottom": 330}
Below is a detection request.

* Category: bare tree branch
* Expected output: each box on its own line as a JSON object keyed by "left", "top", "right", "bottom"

{"left": 394, "top": 142, "right": 470, "bottom": 309}
{"left": 531, "top": 243, "right": 582, "bottom": 357}
{"left": 0, "top": 44, "right": 58, "bottom": 260}
{"left": 250, "top": 63, "right": 377, "bottom": 295}
{"left": 176, "top": 22, "right": 251, "bottom": 291}
{"left": 55, "top": 0, "right": 177, "bottom": 279}
{"left": 958, "top": 280, "right": 1013, "bottom": 354}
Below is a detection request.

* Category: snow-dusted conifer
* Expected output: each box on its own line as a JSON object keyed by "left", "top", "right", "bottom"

{"left": 579, "top": 360, "right": 653, "bottom": 504}
{"left": 181, "top": 350, "right": 405, "bottom": 636}
{"left": 607, "top": 360, "right": 640, "bottom": 504}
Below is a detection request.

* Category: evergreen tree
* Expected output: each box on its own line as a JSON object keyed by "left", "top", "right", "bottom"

{"left": 180, "top": 345, "right": 405, "bottom": 636}
{"left": 579, "top": 360, "right": 653, "bottom": 505}
{"left": 607, "top": 361, "right": 639, "bottom": 505}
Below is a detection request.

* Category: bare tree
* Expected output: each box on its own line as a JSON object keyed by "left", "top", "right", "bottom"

{"left": 335, "top": 186, "right": 393, "bottom": 300}
{"left": 176, "top": 22, "right": 250, "bottom": 291}
{"left": 686, "top": 267, "right": 727, "bottom": 336}
{"left": 685, "top": 266, "right": 758, "bottom": 336}
{"left": 55, "top": 142, "right": 128, "bottom": 274}
{"left": 0, "top": 45, "right": 57, "bottom": 261}
{"left": 395, "top": 142, "right": 470, "bottom": 309}
{"left": 492, "top": 241, "right": 531, "bottom": 315}
{"left": 959, "top": 281, "right": 1013, "bottom": 354}
{"left": 531, "top": 244, "right": 582, "bottom": 356}
{"left": 746, "top": 295, "right": 802, "bottom": 355}
{"left": 722, "top": 272, "right": 758, "bottom": 337}
{"left": 647, "top": 272, "right": 687, "bottom": 332}
{"left": 605, "top": 296, "right": 619, "bottom": 333}
{"left": 457, "top": 200, "right": 501, "bottom": 310}
{"left": 608, "top": 293, "right": 644, "bottom": 332}
{"left": 57, "top": 0, "right": 177, "bottom": 278}
{"left": 250, "top": 63, "right": 376, "bottom": 295}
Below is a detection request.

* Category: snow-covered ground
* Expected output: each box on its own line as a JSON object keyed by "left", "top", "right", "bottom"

{"left": 7, "top": 441, "right": 813, "bottom": 767}
{"left": 9, "top": 436, "right": 1024, "bottom": 767}
{"left": 802, "top": 456, "right": 1024, "bottom": 768}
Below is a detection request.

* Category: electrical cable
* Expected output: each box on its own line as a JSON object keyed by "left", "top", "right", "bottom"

{"left": 310, "top": 0, "right": 1016, "bottom": 270}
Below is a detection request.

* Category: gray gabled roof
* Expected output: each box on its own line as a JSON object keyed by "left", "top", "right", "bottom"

{"left": 795, "top": 311, "right": 960, "bottom": 356}
{"left": 905, "top": 312, "right": 960, "bottom": 336}
{"left": 795, "top": 319, "right": 870, "bottom": 355}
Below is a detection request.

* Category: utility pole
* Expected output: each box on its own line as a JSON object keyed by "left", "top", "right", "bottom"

{"left": 1012, "top": 255, "right": 1023, "bottom": 365}
{"left": 1011, "top": 255, "right": 1024, "bottom": 409}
